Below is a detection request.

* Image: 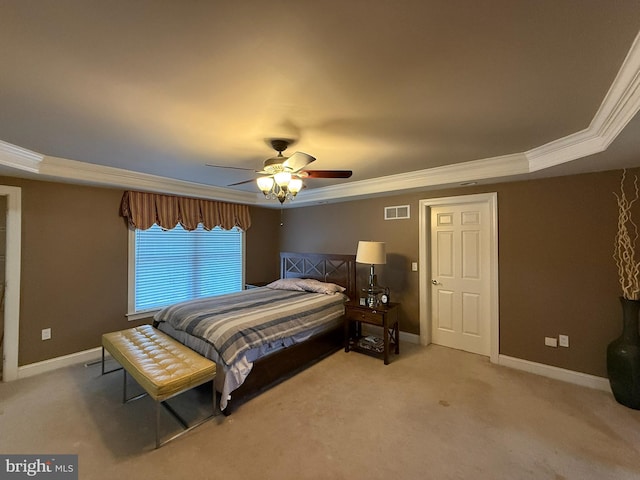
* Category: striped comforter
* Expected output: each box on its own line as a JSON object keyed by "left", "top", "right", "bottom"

{"left": 153, "top": 287, "right": 347, "bottom": 367}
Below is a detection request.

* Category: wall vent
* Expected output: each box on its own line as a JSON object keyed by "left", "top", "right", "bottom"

{"left": 384, "top": 205, "right": 410, "bottom": 220}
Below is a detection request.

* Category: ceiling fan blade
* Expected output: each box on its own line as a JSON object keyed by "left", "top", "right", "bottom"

{"left": 227, "top": 178, "right": 257, "bottom": 186}
{"left": 282, "top": 151, "right": 315, "bottom": 172}
{"left": 206, "top": 163, "right": 256, "bottom": 171}
{"left": 301, "top": 170, "right": 353, "bottom": 179}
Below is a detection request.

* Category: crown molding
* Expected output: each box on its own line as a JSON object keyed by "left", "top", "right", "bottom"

{"left": 290, "top": 152, "right": 529, "bottom": 206}
{"left": 525, "top": 128, "right": 607, "bottom": 172}
{"left": 40, "top": 156, "right": 258, "bottom": 204}
{"left": 526, "top": 31, "right": 640, "bottom": 172}
{"left": 0, "top": 140, "right": 43, "bottom": 172}
{"left": 592, "top": 30, "right": 640, "bottom": 147}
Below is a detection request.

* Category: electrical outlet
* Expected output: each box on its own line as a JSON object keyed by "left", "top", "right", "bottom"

{"left": 559, "top": 334, "right": 569, "bottom": 348}
{"left": 544, "top": 336, "right": 557, "bottom": 348}
{"left": 41, "top": 328, "right": 51, "bottom": 341}
{"left": 411, "top": 262, "right": 418, "bottom": 272}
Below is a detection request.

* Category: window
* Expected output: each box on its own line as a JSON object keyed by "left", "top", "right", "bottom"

{"left": 128, "top": 224, "right": 244, "bottom": 318}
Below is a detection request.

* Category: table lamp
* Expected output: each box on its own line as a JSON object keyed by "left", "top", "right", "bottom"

{"left": 356, "top": 241, "right": 386, "bottom": 307}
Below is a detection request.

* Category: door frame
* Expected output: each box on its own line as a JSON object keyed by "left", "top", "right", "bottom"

{"left": 1, "top": 186, "right": 21, "bottom": 381}
{"left": 418, "top": 192, "right": 499, "bottom": 363}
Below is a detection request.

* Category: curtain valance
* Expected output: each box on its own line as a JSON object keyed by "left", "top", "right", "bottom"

{"left": 120, "top": 191, "right": 251, "bottom": 231}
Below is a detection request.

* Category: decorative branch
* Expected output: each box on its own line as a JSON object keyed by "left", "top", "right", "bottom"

{"left": 614, "top": 169, "right": 640, "bottom": 300}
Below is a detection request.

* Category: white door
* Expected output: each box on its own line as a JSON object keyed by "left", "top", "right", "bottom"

{"left": 430, "top": 201, "right": 491, "bottom": 356}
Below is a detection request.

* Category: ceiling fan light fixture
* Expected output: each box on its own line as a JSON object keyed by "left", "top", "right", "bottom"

{"left": 289, "top": 178, "right": 303, "bottom": 195}
{"left": 257, "top": 176, "right": 274, "bottom": 193}
{"left": 229, "top": 137, "right": 350, "bottom": 204}
{"left": 256, "top": 173, "right": 302, "bottom": 203}
{"left": 274, "top": 171, "right": 292, "bottom": 188}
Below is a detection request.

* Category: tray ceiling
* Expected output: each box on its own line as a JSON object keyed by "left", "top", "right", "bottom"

{"left": 1, "top": 1, "right": 639, "bottom": 206}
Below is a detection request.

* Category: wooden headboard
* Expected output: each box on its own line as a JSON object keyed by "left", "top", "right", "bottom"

{"left": 280, "top": 252, "right": 357, "bottom": 300}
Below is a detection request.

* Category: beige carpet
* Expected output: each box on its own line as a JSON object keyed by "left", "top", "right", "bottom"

{"left": 1, "top": 343, "right": 640, "bottom": 480}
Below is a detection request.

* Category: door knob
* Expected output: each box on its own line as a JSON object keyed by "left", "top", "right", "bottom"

{"left": 432, "top": 279, "right": 440, "bottom": 285}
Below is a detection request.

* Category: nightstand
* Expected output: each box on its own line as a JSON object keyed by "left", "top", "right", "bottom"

{"left": 344, "top": 300, "right": 399, "bottom": 365}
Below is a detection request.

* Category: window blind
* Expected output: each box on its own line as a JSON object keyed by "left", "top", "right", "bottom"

{"left": 134, "top": 224, "right": 243, "bottom": 312}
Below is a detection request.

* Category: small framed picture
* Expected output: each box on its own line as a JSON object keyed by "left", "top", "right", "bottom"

{"left": 359, "top": 297, "right": 366, "bottom": 306}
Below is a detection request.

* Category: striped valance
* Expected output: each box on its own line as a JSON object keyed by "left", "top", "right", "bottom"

{"left": 120, "top": 191, "right": 251, "bottom": 231}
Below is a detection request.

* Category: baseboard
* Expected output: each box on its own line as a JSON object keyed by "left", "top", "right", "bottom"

{"left": 360, "top": 325, "right": 420, "bottom": 344}
{"left": 498, "top": 354, "right": 611, "bottom": 392}
{"left": 15, "top": 328, "right": 418, "bottom": 380}
{"left": 18, "top": 336, "right": 607, "bottom": 397}
{"left": 18, "top": 347, "right": 104, "bottom": 379}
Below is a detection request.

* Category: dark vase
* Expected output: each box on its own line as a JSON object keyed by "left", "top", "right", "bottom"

{"left": 607, "top": 297, "right": 640, "bottom": 409}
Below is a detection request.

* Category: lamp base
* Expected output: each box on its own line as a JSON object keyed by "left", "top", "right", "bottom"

{"left": 362, "top": 285, "right": 384, "bottom": 308}
{"left": 361, "top": 264, "right": 385, "bottom": 307}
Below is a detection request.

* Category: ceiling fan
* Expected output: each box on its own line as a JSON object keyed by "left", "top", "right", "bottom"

{"left": 206, "top": 139, "right": 353, "bottom": 203}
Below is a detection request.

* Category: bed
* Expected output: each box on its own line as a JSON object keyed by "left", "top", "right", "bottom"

{"left": 153, "top": 252, "right": 356, "bottom": 413}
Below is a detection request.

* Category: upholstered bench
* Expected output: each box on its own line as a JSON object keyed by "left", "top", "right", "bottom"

{"left": 101, "top": 324, "right": 217, "bottom": 448}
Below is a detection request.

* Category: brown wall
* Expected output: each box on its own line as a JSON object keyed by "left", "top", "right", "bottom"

{"left": 280, "top": 169, "right": 632, "bottom": 378}
{"left": 7, "top": 178, "right": 131, "bottom": 366}
{"left": 0, "top": 177, "right": 280, "bottom": 365}
{"left": 3, "top": 167, "right": 632, "bottom": 377}
{"left": 498, "top": 173, "right": 621, "bottom": 376}
{"left": 280, "top": 197, "right": 421, "bottom": 339}
{"left": 245, "top": 207, "right": 281, "bottom": 284}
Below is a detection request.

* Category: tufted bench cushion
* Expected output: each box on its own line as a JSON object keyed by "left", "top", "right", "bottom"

{"left": 102, "top": 324, "right": 216, "bottom": 402}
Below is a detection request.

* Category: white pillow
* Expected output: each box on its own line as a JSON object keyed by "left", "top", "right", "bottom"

{"left": 296, "top": 278, "right": 346, "bottom": 295}
{"left": 266, "top": 278, "right": 346, "bottom": 295}
{"left": 265, "top": 278, "right": 306, "bottom": 292}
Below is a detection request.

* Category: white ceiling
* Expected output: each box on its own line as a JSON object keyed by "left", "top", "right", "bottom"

{"left": 1, "top": 0, "right": 640, "bottom": 207}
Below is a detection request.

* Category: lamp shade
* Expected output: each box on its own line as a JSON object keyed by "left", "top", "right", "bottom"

{"left": 257, "top": 176, "right": 274, "bottom": 192}
{"left": 274, "top": 171, "right": 291, "bottom": 187}
{"left": 289, "top": 177, "right": 303, "bottom": 194}
{"left": 356, "top": 241, "right": 386, "bottom": 265}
